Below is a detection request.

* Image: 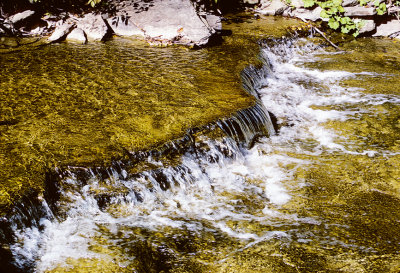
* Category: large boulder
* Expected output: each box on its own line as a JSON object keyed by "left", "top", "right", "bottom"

{"left": 290, "top": 7, "right": 323, "bottom": 21}
{"left": 204, "top": 14, "right": 222, "bottom": 32}
{"left": 48, "top": 22, "right": 75, "bottom": 42}
{"left": 373, "top": 19, "right": 400, "bottom": 37}
{"left": 114, "top": 0, "right": 217, "bottom": 46}
{"left": 107, "top": 16, "right": 144, "bottom": 37}
{"left": 66, "top": 28, "right": 87, "bottom": 44}
{"left": 76, "top": 13, "right": 109, "bottom": 42}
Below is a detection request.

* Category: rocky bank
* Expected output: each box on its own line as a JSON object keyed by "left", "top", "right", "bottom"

{"left": 257, "top": 0, "right": 400, "bottom": 37}
{"left": 1, "top": 0, "right": 400, "bottom": 48}
{"left": 0, "top": 0, "right": 221, "bottom": 47}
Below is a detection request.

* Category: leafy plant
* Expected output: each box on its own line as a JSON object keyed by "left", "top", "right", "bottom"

{"left": 87, "top": 0, "right": 102, "bottom": 7}
{"left": 297, "top": 0, "right": 384, "bottom": 37}
{"left": 303, "top": 0, "right": 316, "bottom": 8}
{"left": 374, "top": 0, "right": 386, "bottom": 15}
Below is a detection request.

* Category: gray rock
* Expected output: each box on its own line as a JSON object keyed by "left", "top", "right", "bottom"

{"left": 243, "top": 0, "right": 260, "bottom": 4}
{"left": 9, "top": 10, "right": 35, "bottom": 25}
{"left": 373, "top": 19, "right": 400, "bottom": 37}
{"left": 258, "top": 0, "right": 288, "bottom": 15}
{"left": 282, "top": 8, "right": 290, "bottom": 17}
{"left": 291, "top": 7, "right": 322, "bottom": 21}
{"left": 388, "top": 5, "right": 400, "bottom": 14}
{"left": 290, "top": 0, "right": 305, "bottom": 8}
{"left": 344, "top": 6, "right": 376, "bottom": 16}
{"left": 66, "top": 28, "right": 87, "bottom": 43}
{"left": 48, "top": 23, "right": 74, "bottom": 42}
{"left": 76, "top": 13, "right": 109, "bottom": 42}
{"left": 369, "top": 0, "right": 384, "bottom": 5}
{"left": 204, "top": 14, "right": 222, "bottom": 32}
{"left": 29, "top": 26, "right": 46, "bottom": 36}
{"left": 107, "top": 16, "right": 144, "bottom": 37}
{"left": 342, "top": 0, "right": 359, "bottom": 7}
{"left": 127, "top": 0, "right": 214, "bottom": 46}
{"left": 354, "top": 19, "right": 376, "bottom": 34}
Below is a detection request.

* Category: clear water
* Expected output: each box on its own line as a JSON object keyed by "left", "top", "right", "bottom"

{"left": 5, "top": 19, "right": 400, "bottom": 273}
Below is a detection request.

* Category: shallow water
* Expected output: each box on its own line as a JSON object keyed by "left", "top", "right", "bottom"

{"left": 3, "top": 16, "right": 400, "bottom": 272}
{"left": 0, "top": 15, "right": 300, "bottom": 212}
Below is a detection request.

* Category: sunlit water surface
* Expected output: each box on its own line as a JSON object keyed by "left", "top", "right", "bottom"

{"left": 5, "top": 19, "right": 400, "bottom": 273}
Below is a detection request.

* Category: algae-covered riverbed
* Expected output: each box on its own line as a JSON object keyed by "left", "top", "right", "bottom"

{"left": 2, "top": 14, "right": 400, "bottom": 273}
{"left": 0, "top": 15, "right": 300, "bottom": 214}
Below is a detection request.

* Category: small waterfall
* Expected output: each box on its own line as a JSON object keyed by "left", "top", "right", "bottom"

{"left": 2, "top": 39, "right": 279, "bottom": 272}
{"left": 217, "top": 102, "right": 275, "bottom": 147}
{"left": 7, "top": 33, "right": 398, "bottom": 272}
{"left": 218, "top": 52, "right": 277, "bottom": 147}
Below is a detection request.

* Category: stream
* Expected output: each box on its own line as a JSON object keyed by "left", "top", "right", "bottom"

{"left": 2, "top": 16, "right": 400, "bottom": 272}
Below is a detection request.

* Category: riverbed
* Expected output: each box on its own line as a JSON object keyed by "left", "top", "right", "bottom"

{"left": 2, "top": 15, "right": 400, "bottom": 272}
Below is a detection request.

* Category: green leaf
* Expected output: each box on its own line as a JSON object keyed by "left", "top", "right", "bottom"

{"left": 332, "top": 0, "right": 342, "bottom": 6}
{"left": 359, "top": 0, "right": 368, "bottom": 6}
{"left": 320, "top": 9, "right": 329, "bottom": 18}
{"left": 303, "top": 0, "right": 315, "bottom": 8}
{"left": 376, "top": 3, "right": 386, "bottom": 15}
{"left": 338, "top": 5, "right": 345, "bottom": 12}
{"left": 341, "top": 25, "right": 350, "bottom": 33}
{"left": 328, "top": 18, "right": 340, "bottom": 29}
{"left": 319, "top": 1, "right": 328, "bottom": 8}
{"left": 374, "top": 0, "right": 380, "bottom": 6}
{"left": 339, "top": 17, "right": 350, "bottom": 24}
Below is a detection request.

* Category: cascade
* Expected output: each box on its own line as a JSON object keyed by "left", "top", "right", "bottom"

{"left": 3, "top": 33, "right": 400, "bottom": 272}
{"left": 3, "top": 38, "right": 277, "bottom": 273}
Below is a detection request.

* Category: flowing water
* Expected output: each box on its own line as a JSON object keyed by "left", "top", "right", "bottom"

{"left": 2, "top": 16, "right": 400, "bottom": 272}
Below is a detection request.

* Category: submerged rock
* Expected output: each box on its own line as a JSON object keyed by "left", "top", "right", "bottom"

{"left": 0, "top": 36, "right": 19, "bottom": 47}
